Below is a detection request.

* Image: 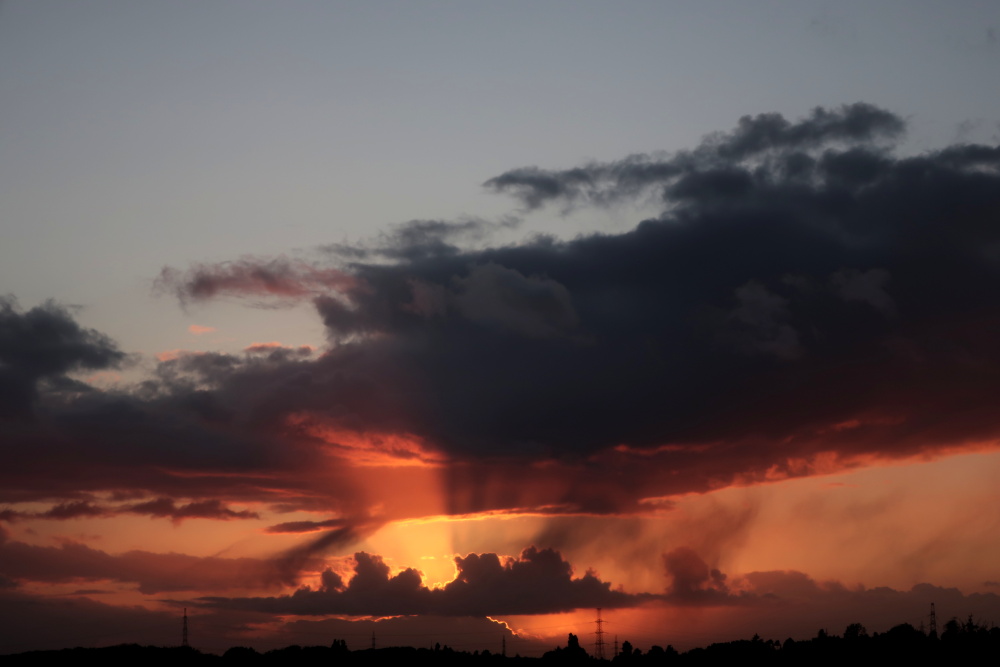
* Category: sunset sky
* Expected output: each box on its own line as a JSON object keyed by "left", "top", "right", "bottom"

{"left": 3, "top": 1, "right": 1000, "bottom": 656}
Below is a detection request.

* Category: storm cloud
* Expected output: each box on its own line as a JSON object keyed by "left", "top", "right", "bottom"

{"left": 157, "top": 103, "right": 1000, "bottom": 503}
{"left": 4, "top": 103, "right": 1000, "bottom": 520}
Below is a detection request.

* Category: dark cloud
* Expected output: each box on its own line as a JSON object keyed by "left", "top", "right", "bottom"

{"left": 269, "top": 524, "right": 377, "bottom": 586}
{"left": 484, "top": 103, "right": 904, "bottom": 209}
{"left": 287, "top": 105, "right": 997, "bottom": 485}
{"left": 451, "top": 262, "right": 579, "bottom": 339}
{"left": 122, "top": 497, "right": 260, "bottom": 522}
{"left": 1, "top": 498, "right": 260, "bottom": 522}
{"left": 201, "top": 547, "right": 645, "bottom": 617}
{"left": 147, "top": 103, "right": 1000, "bottom": 513}
{"left": 0, "top": 297, "right": 125, "bottom": 418}
{"left": 5, "top": 102, "right": 1000, "bottom": 521}
{"left": 40, "top": 500, "right": 109, "bottom": 520}
{"left": 0, "top": 536, "right": 316, "bottom": 594}
{"left": 663, "top": 547, "right": 730, "bottom": 604}
{"left": 0, "top": 341, "right": 366, "bottom": 515}
{"left": 438, "top": 546, "right": 643, "bottom": 616}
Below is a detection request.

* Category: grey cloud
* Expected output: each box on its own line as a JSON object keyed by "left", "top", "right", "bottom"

{"left": 452, "top": 263, "right": 579, "bottom": 338}
{"left": 325, "top": 217, "right": 521, "bottom": 262}
{"left": 0, "top": 297, "right": 125, "bottom": 418}
{"left": 830, "top": 268, "right": 895, "bottom": 316}
{"left": 484, "top": 103, "right": 904, "bottom": 209}
{"left": 726, "top": 281, "right": 802, "bottom": 360}
{"left": 708, "top": 102, "right": 905, "bottom": 160}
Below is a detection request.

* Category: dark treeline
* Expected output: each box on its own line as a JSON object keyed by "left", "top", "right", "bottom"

{"left": 4, "top": 617, "right": 999, "bottom": 666}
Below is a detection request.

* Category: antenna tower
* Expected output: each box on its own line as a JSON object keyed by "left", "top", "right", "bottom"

{"left": 929, "top": 602, "right": 937, "bottom": 637}
{"left": 502, "top": 635, "right": 506, "bottom": 657}
{"left": 371, "top": 631, "right": 376, "bottom": 650}
{"left": 182, "top": 607, "right": 189, "bottom": 648}
{"left": 614, "top": 635, "right": 619, "bottom": 658}
{"left": 594, "top": 608, "right": 606, "bottom": 660}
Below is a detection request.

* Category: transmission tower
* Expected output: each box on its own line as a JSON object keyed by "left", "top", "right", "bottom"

{"left": 614, "top": 635, "right": 619, "bottom": 658}
{"left": 594, "top": 608, "right": 606, "bottom": 660}
{"left": 929, "top": 602, "right": 937, "bottom": 638}
{"left": 502, "top": 635, "right": 506, "bottom": 657}
{"left": 182, "top": 608, "right": 189, "bottom": 648}
{"left": 371, "top": 631, "right": 376, "bottom": 650}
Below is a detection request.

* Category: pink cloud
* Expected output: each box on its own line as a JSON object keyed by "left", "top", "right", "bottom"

{"left": 156, "top": 257, "right": 360, "bottom": 305}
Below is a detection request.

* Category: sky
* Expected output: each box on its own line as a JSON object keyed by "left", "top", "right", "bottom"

{"left": 2, "top": 0, "right": 1000, "bottom": 656}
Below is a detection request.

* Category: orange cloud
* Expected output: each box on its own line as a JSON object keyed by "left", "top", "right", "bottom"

{"left": 290, "top": 414, "right": 446, "bottom": 468}
{"left": 155, "top": 348, "right": 188, "bottom": 362}
{"left": 188, "top": 324, "right": 216, "bottom": 335}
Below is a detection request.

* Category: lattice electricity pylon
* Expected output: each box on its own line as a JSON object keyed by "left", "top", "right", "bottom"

{"left": 594, "top": 608, "right": 606, "bottom": 660}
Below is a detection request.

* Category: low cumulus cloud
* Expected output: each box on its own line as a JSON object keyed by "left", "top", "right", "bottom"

{"left": 201, "top": 547, "right": 645, "bottom": 617}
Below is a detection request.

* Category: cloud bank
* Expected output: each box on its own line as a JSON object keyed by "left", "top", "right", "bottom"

{"left": 200, "top": 547, "right": 643, "bottom": 617}
{"left": 3, "top": 102, "right": 1000, "bottom": 523}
